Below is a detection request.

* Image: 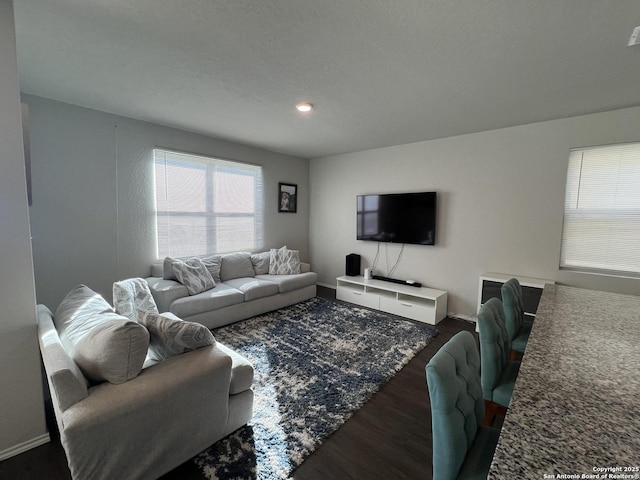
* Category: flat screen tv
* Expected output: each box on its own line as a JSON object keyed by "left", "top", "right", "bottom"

{"left": 357, "top": 192, "right": 437, "bottom": 245}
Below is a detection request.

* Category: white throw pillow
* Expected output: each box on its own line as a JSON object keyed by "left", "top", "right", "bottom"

{"left": 139, "top": 311, "right": 216, "bottom": 361}
{"left": 269, "top": 246, "right": 301, "bottom": 275}
{"left": 170, "top": 257, "right": 216, "bottom": 295}
{"left": 112, "top": 277, "right": 158, "bottom": 322}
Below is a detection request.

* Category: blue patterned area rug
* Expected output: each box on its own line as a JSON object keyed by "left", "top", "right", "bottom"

{"left": 194, "top": 297, "right": 438, "bottom": 479}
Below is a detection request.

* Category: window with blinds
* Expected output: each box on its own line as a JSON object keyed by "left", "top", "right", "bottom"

{"left": 154, "top": 149, "right": 264, "bottom": 258}
{"left": 560, "top": 142, "right": 640, "bottom": 277}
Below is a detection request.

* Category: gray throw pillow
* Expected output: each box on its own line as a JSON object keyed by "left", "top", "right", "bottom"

{"left": 269, "top": 246, "right": 301, "bottom": 275}
{"left": 55, "top": 284, "right": 149, "bottom": 384}
{"left": 170, "top": 257, "right": 216, "bottom": 295}
{"left": 163, "top": 255, "right": 221, "bottom": 283}
{"left": 251, "top": 251, "right": 271, "bottom": 275}
{"left": 139, "top": 311, "right": 216, "bottom": 361}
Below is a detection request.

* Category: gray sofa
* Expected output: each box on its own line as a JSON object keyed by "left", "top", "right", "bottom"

{"left": 37, "top": 287, "right": 254, "bottom": 480}
{"left": 146, "top": 251, "right": 318, "bottom": 329}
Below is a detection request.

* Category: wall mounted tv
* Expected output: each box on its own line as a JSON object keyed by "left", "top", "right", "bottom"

{"left": 357, "top": 192, "right": 437, "bottom": 245}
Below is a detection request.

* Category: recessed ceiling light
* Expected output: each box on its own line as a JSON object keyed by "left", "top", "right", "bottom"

{"left": 296, "top": 102, "right": 313, "bottom": 112}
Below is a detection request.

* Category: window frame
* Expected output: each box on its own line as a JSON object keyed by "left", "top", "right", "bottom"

{"left": 153, "top": 148, "right": 264, "bottom": 258}
{"left": 559, "top": 141, "right": 640, "bottom": 278}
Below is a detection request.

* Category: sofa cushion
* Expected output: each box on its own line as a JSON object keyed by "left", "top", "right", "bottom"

{"left": 145, "top": 277, "right": 189, "bottom": 313}
{"left": 162, "top": 256, "right": 178, "bottom": 280}
{"left": 169, "top": 283, "right": 245, "bottom": 318}
{"left": 170, "top": 257, "right": 216, "bottom": 295}
{"left": 269, "top": 246, "right": 301, "bottom": 275}
{"left": 251, "top": 251, "right": 271, "bottom": 275}
{"left": 216, "top": 342, "right": 254, "bottom": 394}
{"left": 220, "top": 252, "right": 255, "bottom": 282}
{"left": 113, "top": 277, "right": 159, "bottom": 322}
{"left": 139, "top": 311, "right": 216, "bottom": 361}
{"left": 201, "top": 254, "right": 222, "bottom": 283}
{"left": 224, "top": 277, "right": 280, "bottom": 301}
{"left": 255, "top": 271, "right": 318, "bottom": 294}
{"left": 150, "top": 261, "right": 164, "bottom": 278}
{"left": 54, "top": 285, "right": 149, "bottom": 384}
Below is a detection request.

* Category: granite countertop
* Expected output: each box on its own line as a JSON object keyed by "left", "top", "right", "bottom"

{"left": 489, "top": 284, "right": 640, "bottom": 479}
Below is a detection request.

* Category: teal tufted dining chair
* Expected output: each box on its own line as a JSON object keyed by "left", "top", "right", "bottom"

{"left": 501, "top": 278, "right": 531, "bottom": 359}
{"left": 426, "top": 331, "right": 501, "bottom": 480}
{"left": 476, "top": 297, "right": 521, "bottom": 425}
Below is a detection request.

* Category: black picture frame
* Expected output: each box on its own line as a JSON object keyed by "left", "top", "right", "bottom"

{"left": 278, "top": 182, "right": 297, "bottom": 213}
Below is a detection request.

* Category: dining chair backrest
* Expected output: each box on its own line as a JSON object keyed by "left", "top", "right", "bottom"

{"left": 501, "top": 278, "right": 524, "bottom": 341}
{"left": 477, "top": 297, "right": 511, "bottom": 401}
{"left": 426, "top": 330, "right": 483, "bottom": 480}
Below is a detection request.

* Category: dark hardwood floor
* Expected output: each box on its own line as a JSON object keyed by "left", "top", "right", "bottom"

{"left": 0, "top": 287, "right": 479, "bottom": 480}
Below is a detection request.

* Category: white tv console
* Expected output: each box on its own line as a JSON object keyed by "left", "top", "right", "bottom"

{"left": 336, "top": 275, "right": 448, "bottom": 325}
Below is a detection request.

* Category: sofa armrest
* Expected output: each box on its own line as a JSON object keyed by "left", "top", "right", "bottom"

{"left": 60, "top": 345, "right": 233, "bottom": 480}
{"left": 146, "top": 277, "right": 189, "bottom": 312}
{"left": 300, "top": 262, "right": 311, "bottom": 273}
{"left": 37, "top": 305, "right": 89, "bottom": 413}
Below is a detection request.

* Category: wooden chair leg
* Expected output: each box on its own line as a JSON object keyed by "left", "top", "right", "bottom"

{"left": 482, "top": 400, "right": 496, "bottom": 426}
{"left": 483, "top": 400, "right": 508, "bottom": 426}
{"left": 509, "top": 349, "right": 523, "bottom": 361}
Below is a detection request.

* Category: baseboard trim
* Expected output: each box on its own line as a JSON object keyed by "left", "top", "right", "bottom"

{"left": 316, "top": 282, "right": 336, "bottom": 289}
{"left": 0, "top": 432, "right": 50, "bottom": 461}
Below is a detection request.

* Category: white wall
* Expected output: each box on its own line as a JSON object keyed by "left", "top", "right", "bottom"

{"left": 23, "top": 74, "right": 640, "bottom": 319}
{"left": 0, "top": 0, "right": 48, "bottom": 459}
{"left": 310, "top": 107, "right": 640, "bottom": 318}
{"left": 25, "top": 95, "right": 310, "bottom": 309}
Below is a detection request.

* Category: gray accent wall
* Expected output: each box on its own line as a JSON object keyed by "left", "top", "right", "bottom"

{"left": 25, "top": 95, "right": 309, "bottom": 309}
{"left": 0, "top": 0, "right": 48, "bottom": 459}
{"left": 310, "top": 107, "right": 640, "bottom": 318}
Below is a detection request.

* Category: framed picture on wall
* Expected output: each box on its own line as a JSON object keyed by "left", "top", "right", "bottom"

{"left": 278, "top": 182, "right": 297, "bottom": 213}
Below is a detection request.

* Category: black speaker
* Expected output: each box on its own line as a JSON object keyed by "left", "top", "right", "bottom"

{"left": 346, "top": 253, "right": 361, "bottom": 276}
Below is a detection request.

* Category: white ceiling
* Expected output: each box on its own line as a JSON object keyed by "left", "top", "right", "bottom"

{"left": 13, "top": 0, "right": 640, "bottom": 159}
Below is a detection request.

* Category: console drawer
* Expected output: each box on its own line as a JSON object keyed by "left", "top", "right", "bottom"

{"left": 380, "top": 296, "right": 434, "bottom": 324}
{"left": 337, "top": 288, "right": 380, "bottom": 310}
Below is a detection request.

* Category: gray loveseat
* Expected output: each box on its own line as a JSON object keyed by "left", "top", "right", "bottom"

{"left": 146, "top": 250, "right": 318, "bottom": 329}
{"left": 37, "top": 285, "right": 254, "bottom": 480}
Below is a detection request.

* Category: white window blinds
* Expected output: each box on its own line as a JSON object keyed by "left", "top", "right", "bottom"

{"left": 154, "top": 149, "right": 264, "bottom": 258}
{"left": 560, "top": 142, "right": 640, "bottom": 277}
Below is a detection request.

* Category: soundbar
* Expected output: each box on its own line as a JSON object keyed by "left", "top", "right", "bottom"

{"left": 372, "top": 275, "right": 422, "bottom": 288}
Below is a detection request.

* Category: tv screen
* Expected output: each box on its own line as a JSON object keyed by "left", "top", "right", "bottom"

{"left": 357, "top": 192, "right": 437, "bottom": 245}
